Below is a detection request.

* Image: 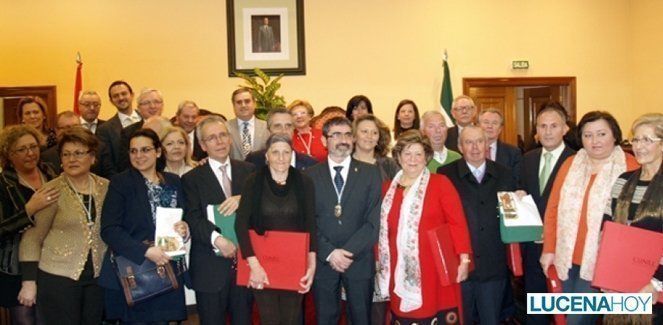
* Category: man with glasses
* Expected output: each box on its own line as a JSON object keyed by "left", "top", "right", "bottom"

{"left": 97, "top": 80, "right": 141, "bottom": 168}
{"left": 445, "top": 95, "right": 477, "bottom": 152}
{"left": 77, "top": 90, "right": 105, "bottom": 134}
{"left": 226, "top": 88, "right": 268, "bottom": 160}
{"left": 245, "top": 108, "right": 317, "bottom": 170}
{"left": 116, "top": 88, "right": 165, "bottom": 171}
{"left": 305, "top": 116, "right": 382, "bottom": 325}
{"left": 41, "top": 111, "right": 115, "bottom": 178}
{"left": 181, "top": 116, "right": 255, "bottom": 325}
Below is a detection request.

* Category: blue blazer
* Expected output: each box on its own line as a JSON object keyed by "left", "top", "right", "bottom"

{"left": 98, "top": 168, "right": 184, "bottom": 289}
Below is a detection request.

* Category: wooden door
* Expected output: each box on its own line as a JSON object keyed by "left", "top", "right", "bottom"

{"left": 468, "top": 86, "right": 518, "bottom": 146}
{"left": 523, "top": 86, "right": 561, "bottom": 150}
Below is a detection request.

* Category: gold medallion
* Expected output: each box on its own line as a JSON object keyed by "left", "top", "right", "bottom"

{"left": 334, "top": 204, "right": 342, "bottom": 218}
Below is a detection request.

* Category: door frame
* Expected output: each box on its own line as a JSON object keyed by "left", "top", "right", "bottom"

{"left": 0, "top": 86, "right": 58, "bottom": 127}
{"left": 462, "top": 77, "right": 577, "bottom": 122}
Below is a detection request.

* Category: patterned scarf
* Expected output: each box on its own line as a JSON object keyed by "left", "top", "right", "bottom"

{"left": 376, "top": 168, "right": 430, "bottom": 312}
{"left": 554, "top": 147, "right": 627, "bottom": 281}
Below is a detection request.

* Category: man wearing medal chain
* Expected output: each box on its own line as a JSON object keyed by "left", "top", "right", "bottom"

{"left": 305, "top": 116, "right": 382, "bottom": 324}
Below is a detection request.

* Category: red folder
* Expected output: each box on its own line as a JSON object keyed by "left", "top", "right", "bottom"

{"left": 237, "top": 230, "right": 309, "bottom": 292}
{"left": 546, "top": 266, "right": 566, "bottom": 325}
{"left": 592, "top": 221, "right": 663, "bottom": 303}
{"left": 506, "top": 243, "right": 523, "bottom": 277}
{"left": 427, "top": 224, "right": 473, "bottom": 286}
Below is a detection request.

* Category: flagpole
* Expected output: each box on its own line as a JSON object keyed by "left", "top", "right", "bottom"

{"left": 73, "top": 52, "right": 83, "bottom": 115}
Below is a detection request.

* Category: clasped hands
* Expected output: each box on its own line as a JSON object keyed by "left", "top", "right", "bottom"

{"left": 328, "top": 248, "right": 353, "bottom": 273}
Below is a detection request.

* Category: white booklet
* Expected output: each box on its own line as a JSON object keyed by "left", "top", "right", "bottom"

{"left": 499, "top": 192, "right": 543, "bottom": 227}
{"left": 155, "top": 207, "right": 186, "bottom": 257}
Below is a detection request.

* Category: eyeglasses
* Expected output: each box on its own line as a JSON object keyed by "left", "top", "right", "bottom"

{"left": 202, "top": 132, "right": 229, "bottom": 143}
{"left": 630, "top": 136, "right": 661, "bottom": 145}
{"left": 61, "top": 150, "right": 91, "bottom": 160}
{"left": 12, "top": 144, "right": 40, "bottom": 155}
{"left": 453, "top": 105, "right": 475, "bottom": 113}
{"left": 129, "top": 146, "right": 156, "bottom": 155}
{"left": 138, "top": 100, "right": 163, "bottom": 106}
{"left": 327, "top": 132, "right": 353, "bottom": 140}
{"left": 270, "top": 124, "right": 294, "bottom": 132}
{"left": 80, "top": 102, "right": 101, "bottom": 108}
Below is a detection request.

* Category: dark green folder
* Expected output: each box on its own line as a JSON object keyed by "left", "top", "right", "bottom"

{"left": 207, "top": 205, "right": 238, "bottom": 249}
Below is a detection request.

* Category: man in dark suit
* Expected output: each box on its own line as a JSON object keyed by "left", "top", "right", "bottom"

{"left": 116, "top": 88, "right": 165, "bottom": 171}
{"left": 245, "top": 108, "right": 317, "bottom": 170}
{"left": 96, "top": 80, "right": 142, "bottom": 168}
{"left": 445, "top": 95, "right": 477, "bottom": 152}
{"left": 516, "top": 103, "right": 575, "bottom": 325}
{"left": 175, "top": 100, "right": 207, "bottom": 161}
{"left": 41, "top": 111, "right": 116, "bottom": 178}
{"left": 479, "top": 108, "right": 523, "bottom": 183}
{"left": 182, "top": 116, "right": 255, "bottom": 325}
{"left": 438, "top": 126, "right": 516, "bottom": 324}
{"left": 305, "top": 117, "right": 381, "bottom": 325}
{"left": 77, "top": 90, "right": 106, "bottom": 134}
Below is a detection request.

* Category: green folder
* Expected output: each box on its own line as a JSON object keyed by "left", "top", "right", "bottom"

{"left": 207, "top": 205, "right": 238, "bottom": 250}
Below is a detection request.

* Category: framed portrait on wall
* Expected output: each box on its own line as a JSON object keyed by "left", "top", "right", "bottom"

{"left": 226, "top": 0, "right": 306, "bottom": 76}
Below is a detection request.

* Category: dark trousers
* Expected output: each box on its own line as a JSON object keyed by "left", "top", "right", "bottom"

{"left": 521, "top": 242, "right": 550, "bottom": 325}
{"left": 461, "top": 277, "right": 509, "bottom": 324}
{"left": 313, "top": 276, "right": 372, "bottom": 325}
{"left": 253, "top": 289, "right": 303, "bottom": 325}
{"left": 561, "top": 265, "right": 599, "bottom": 325}
{"left": 195, "top": 271, "right": 253, "bottom": 325}
{"left": 37, "top": 257, "right": 103, "bottom": 325}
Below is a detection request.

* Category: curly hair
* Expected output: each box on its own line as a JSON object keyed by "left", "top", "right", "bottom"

{"left": 0, "top": 125, "right": 43, "bottom": 169}
{"left": 352, "top": 114, "right": 392, "bottom": 158}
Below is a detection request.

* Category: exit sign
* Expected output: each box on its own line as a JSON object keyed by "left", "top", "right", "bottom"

{"left": 512, "top": 60, "right": 529, "bottom": 69}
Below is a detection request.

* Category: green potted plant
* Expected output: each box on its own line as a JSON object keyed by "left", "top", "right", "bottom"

{"left": 235, "top": 68, "right": 286, "bottom": 120}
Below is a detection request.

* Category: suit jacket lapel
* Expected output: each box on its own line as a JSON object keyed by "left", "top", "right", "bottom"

{"left": 130, "top": 169, "right": 156, "bottom": 231}
{"left": 542, "top": 146, "right": 574, "bottom": 196}
{"left": 202, "top": 163, "right": 227, "bottom": 201}
{"left": 318, "top": 161, "right": 337, "bottom": 203}
{"left": 227, "top": 119, "right": 242, "bottom": 156}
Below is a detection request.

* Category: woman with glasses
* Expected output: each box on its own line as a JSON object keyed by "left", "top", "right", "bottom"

{"left": 17, "top": 97, "right": 57, "bottom": 149}
{"left": 99, "top": 128, "right": 189, "bottom": 324}
{"left": 0, "top": 125, "right": 58, "bottom": 324}
{"left": 288, "top": 100, "right": 327, "bottom": 161}
{"left": 604, "top": 113, "right": 662, "bottom": 324}
{"left": 18, "top": 127, "right": 108, "bottom": 324}
{"left": 161, "top": 126, "right": 195, "bottom": 177}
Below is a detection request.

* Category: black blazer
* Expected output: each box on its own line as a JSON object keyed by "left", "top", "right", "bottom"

{"left": 98, "top": 169, "right": 184, "bottom": 290}
{"left": 181, "top": 159, "right": 255, "bottom": 292}
{"left": 495, "top": 140, "right": 523, "bottom": 183}
{"left": 519, "top": 146, "right": 575, "bottom": 218}
{"left": 191, "top": 137, "right": 207, "bottom": 161}
{"left": 438, "top": 159, "right": 516, "bottom": 282}
{"left": 40, "top": 141, "right": 117, "bottom": 179}
{"left": 95, "top": 114, "right": 123, "bottom": 168}
{"left": 245, "top": 149, "right": 318, "bottom": 171}
{"left": 445, "top": 126, "right": 460, "bottom": 152}
{"left": 305, "top": 159, "right": 382, "bottom": 280}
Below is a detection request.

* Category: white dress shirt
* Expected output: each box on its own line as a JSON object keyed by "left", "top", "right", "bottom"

{"left": 433, "top": 147, "right": 449, "bottom": 164}
{"left": 538, "top": 143, "right": 566, "bottom": 175}
{"left": 80, "top": 117, "right": 99, "bottom": 134}
{"left": 118, "top": 110, "right": 142, "bottom": 128}
{"left": 188, "top": 131, "right": 196, "bottom": 155}
{"left": 466, "top": 161, "right": 487, "bottom": 182}
{"left": 208, "top": 157, "right": 233, "bottom": 246}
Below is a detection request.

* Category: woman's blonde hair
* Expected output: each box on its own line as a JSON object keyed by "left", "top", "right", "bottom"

{"left": 160, "top": 126, "right": 195, "bottom": 166}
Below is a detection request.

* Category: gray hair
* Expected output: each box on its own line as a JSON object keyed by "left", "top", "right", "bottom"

{"left": 420, "top": 110, "right": 448, "bottom": 129}
{"left": 176, "top": 100, "right": 199, "bottom": 116}
{"left": 458, "top": 125, "right": 487, "bottom": 145}
{"left": 136, "top": 88, "right": 163, "bottom": 104}
{"left": 196, "top": 115, "right": 227, "bottom": 142}
{"left": 78, "top": 90, "right": 100, "bottom": 102}
{"left": 478, "top": 108, "right": 504, "bottom": 125}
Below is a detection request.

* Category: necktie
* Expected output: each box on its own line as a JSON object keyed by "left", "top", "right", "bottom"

{"left": 241, "top": 121, "right": 251, "bottom": 157}
{"left": 474, "top": 168, "right": 483, "bottom": 183}
{"left": 219, "top": 164, "right": 232, "bottom": 199}
{"left": 539, "top": 152, "right": 553, "bottom": 194}
{"left": 486, "top": 144, "right": 493, "bottom": 161}
{"left": 333, "top": 166, "right": 344, "bottom": 193}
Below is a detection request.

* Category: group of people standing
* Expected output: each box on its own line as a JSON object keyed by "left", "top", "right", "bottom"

{"left": 0, "top": 80, "right": 660, "bottom": 325}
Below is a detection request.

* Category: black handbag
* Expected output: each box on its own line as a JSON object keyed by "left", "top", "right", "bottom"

{"left": 111, "top": 252, "right": 181, "bottom": 306}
